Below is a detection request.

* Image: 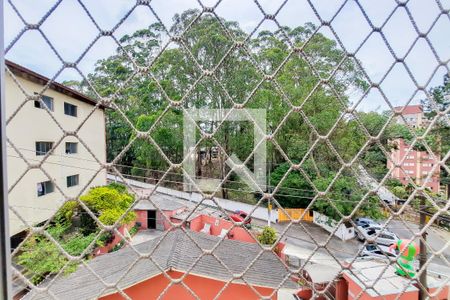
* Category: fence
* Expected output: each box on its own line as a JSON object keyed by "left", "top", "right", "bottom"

{"left": 1, "top": 1, "right": 450, "bottom": 300}
{"left": 278, "top": 208, "right": 314, "bottom": 223}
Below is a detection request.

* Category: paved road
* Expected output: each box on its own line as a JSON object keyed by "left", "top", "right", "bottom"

{"left": 385, "top": 219, "right": 450, "bottom": 258}
{"left": 255, "top": 219, "right": 450, "bottom": 276}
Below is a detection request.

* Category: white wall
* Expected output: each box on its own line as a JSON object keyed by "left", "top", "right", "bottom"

{"left": 313, "top": 211, "right": 355, "bottom": 241}
{"left": 107, "top": 174, "right": 278, "bottom": 223}
{"left": 5, "top": 72, "right": 107, "bottom": 235}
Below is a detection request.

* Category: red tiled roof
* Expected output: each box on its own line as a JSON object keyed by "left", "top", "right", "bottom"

{"left": 394, "top": 105, "right": 423, "bottom": 115}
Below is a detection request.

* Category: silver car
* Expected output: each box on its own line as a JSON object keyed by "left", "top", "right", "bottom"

{"left": 357, "top": 228, "right": 399, "bottom": 246}
{"left": 360, "top": 244, "right": 398, "bottom": 260}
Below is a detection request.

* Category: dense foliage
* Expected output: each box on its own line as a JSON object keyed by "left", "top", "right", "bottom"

{"left": 66, "top": 9, "right": 447, "bottom": 219}
{"left": 16, "top": 184, "right": 135, "bottom": 284}
{"left": 258, "top": 226, "right": 277, "bottom": 245}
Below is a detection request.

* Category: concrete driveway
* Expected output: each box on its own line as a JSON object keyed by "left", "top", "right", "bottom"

{"left": 130, "top": 229, "right": 163, "bottom": 245}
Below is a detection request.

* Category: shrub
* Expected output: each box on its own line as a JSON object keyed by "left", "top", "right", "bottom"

{"left": 15, "top": 184, "right": 137, "bottom": 284}
{"left": 129, "top": 225, "right": 139, "bottom": 236}
{"left": 54, "top": 200, "right": 79, "bottom": 224}
{"left": 107, "top": 182, "right": 128, "bottom": 194}
{"left": 97, "top": 231, "right": 114, "bottom": 247}
{"left": 258, "top": 226, "right": 277, "bottom": 245}
{"left": 110, "top": 240, "right": 125, "bottom": 252}
{"left": 80, "top": 186, "right": 136, "bottom": 226}
{"left": 16, "top": 236, "right": 77, "bottom": 284}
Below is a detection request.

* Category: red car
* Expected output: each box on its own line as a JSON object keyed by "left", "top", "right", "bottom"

{"left": 229, "top": 210, "right": 252, "bottom": 224}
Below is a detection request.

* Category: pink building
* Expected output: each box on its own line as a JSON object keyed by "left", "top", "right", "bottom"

{"left": 187, "top": 213, "right": 257, "bottom": 243}
{"left": 388, "top": 138, "right": 440, "bottom": 192}
{"left": 388, "top": 105, "right": 440, "bottom": 193}
{"left": 134, "top": 194, "right": 187, "bottom": 231}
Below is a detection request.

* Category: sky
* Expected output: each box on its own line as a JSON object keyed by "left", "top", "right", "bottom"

{"left": 4, "top": 0, "right": 450, "bottom": 112}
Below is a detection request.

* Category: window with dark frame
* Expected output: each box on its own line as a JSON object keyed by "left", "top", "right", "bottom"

{"left": 65, "top": 142, "right": 78, "bottom": 154}
{"left": 64, "top": 102, "right": 78, "bottom": 117}
{"left": 34, "top": 94, "right": 54, "bottom": 111}
{"left": 67, "top": 174, "right": 79, "bottom": 187}
{"left": 37, "top": 180, "right": 54, "bottom": 197}
{"left": 35, "top": 141, "right": 53, "bottom": 156}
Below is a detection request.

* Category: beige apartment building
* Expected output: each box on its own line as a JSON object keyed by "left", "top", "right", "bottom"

{"left": 394, "top": 104, "right": 427, "bottom": 128}
{"left": 5, "top": 61, "right": 107, "bottom": 236}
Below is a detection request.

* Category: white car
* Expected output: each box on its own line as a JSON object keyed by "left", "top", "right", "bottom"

{"left": 360, "top": 244, "right": 398, "bottom": 260}
{"left": 356, "top": 224, "right": 383, "bottom": 240}
{"left": 357, "top": 223, "right": 383, "bottom": 232}
{"left": 354, "top": 217, "right": 378, "bottom": 227}
{"left": 357, "top": 227, "right": 398, "bottom": 246}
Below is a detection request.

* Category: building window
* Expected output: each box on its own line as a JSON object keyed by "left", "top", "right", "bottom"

{"left": 35, "top": 141, "right": 53, "bottom": 156}
{"left": 34, "top": 95, "right": 54, "bottom": 111}
{"left": 406, "top": 155, "right": 414, "bottom": 159}
{"left": 37, "top": 180, "right": 54, "bottom": 197}
{"left": 64, "top": 102, "right": 78, "bottom": 117}
{"left": 67, "top": 175, "right": 79, "bottom": 187}
{"left": 65, "top": 142, "right": 78, "bottom": 154}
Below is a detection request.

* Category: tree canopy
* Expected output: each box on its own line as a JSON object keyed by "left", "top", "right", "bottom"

{"left": 66, "top": 9, "right": 447, "bottom": 218}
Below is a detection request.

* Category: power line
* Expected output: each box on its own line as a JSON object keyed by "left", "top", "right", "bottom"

{"left": 8, "top": 145, "right": 418, "bottom": 202}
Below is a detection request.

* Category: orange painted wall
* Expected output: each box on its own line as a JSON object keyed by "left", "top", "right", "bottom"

{"left": 135, "top": 209, "right": 184, "bottom": 231}
{"left": 189, "top": 214, "right": 203, "bottom": 232}
{"left": 100, "top": 270, "right": 277, "bottom": 300}
{"left": 135, "top": 210, "right": 148, "bottom": 229}
{"left": 190, "top": 214, "right": 256, "bottom": 243}
{"left": 344, "top": 273, "right": 417, "bottom": 300}
{"left": 335, "top": 278, "right": 348, "bottom": 300}
{"left": 162, "top": 209, "right": 181, "bottom": 230}
{"left": 429, "top": 286, "right": 450, "bottom": 300}
{"left": 94, "top": 222, "right": 135, "bottom": 256}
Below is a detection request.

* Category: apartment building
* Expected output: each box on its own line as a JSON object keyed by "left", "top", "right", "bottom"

{"left": 5, "top": 61, "right": 107, "bottom": 236}
{"left": 388, "top": 105, "right": 440, "bottom": 192}
{"left": 387, "top": 139, "right": 440, "bottom": 192}
{"left": 394, "top": 104, "right": 426, "bottom": 128}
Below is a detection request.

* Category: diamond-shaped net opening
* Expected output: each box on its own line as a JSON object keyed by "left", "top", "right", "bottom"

{"left": 2, "top": 1, "right": 449, "bottom": 299}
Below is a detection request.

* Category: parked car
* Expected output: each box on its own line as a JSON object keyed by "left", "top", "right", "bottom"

{"left": 357, "top": 228, "right": 398, "bottom": 246}
{"left": 360, "top": 244, "right": 398, "bottom": 260}
{"left": 229, "top": 210, "right": 252, "bottom": 225}
{"left": 354, "top": 217, "right": 378, "bottom": 227}
{"left": 358, "top": 223, "right": 383, "bottom": 231}
{"left": 356, "top": 224, "right": 384, "bottom": 239}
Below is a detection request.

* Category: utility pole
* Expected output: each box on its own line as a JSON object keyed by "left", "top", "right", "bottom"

{"left": 418, "top": 195, "right": 428, "bottom": 300}
{"left": 267, "top": 161, "right": 271, "bottom": 227}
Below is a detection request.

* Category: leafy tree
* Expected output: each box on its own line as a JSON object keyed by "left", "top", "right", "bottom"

{"left": 16, "top": 184, "right": 136, "bottom": 283}
{"left": 16, "top": 235, "right": 78, "bottom": 284}
{"left": 422, "top": 74, "right": 450, "bottom": 196}
{"left": 258, "top": 226, "right": 277, "bottom": 245}
{"left": 269, "top": 162, "right": 314, "bottom": 208}
{"left": 270, "top": 162, "right": 382, "bottom": 220}
{"left": 392, "top": 186, "right": 408, "bottom": 200}
{"left": 131, "top": 110, "right": 183, "bottom": 177}
{"left": 68, "top": 10, "right": 397, "bottom": 219}
{"left": 80, "top": 185, "right": 136, "bottom": 227}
